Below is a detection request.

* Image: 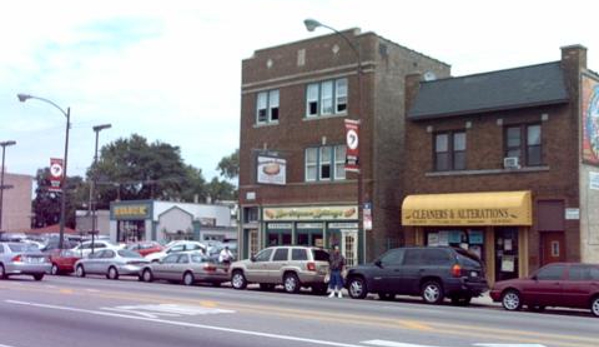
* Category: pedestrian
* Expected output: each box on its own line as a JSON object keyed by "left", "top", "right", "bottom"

{"left": 328, "top": 244, "right": 346, "bottom": 298}
{"left": 218, "top": 245, "right": 234, "bottom": 265}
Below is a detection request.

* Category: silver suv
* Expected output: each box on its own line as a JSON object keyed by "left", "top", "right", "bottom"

{"left": 230, "top": 246, "right": 330, "bottom": 294}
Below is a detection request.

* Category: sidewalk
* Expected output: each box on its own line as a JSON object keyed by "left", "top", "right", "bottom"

{"left": 471, "top": 291, "right": 499, "bottom": 307}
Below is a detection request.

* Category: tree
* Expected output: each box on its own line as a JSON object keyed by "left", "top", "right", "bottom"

{"left": 217, "top": 149, "right": 239, "bottom": 181}
{"left": 206, "top": 177, "right": 237, "bottom": 202}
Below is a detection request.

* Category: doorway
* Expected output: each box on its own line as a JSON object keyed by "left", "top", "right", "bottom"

{"left": 342, "top": 231, "right": 358, "bottom": 267}
{"left": 541, "top": 232, "right": 565, "bottom": 265}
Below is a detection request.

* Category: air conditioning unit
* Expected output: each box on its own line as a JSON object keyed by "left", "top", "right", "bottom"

{"left": 503, "top": 157, "right": 520, "bottom": 169}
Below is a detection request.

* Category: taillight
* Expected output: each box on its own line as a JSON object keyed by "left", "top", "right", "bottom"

{"left": 307, "top": 262, "right": 316, "bottom": 272}
{"left": 451, "top": 264, "right": 462, "bottom": 277}
{"left": 11, "top": 255, "right": 22, "bottom": 262}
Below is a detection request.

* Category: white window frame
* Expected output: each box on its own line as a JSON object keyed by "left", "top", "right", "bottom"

{"left": 335, "top": 79, "right": 348, "bottom": 113}
{"left": 320, "top": 81, "right": 334, "bottom": 115}
{"left": 334, "top": 145, "right": 346, "bottom": 180}
{"left": 256, "top": 89, "right": 280, "bottom": 125}
{"left": 268, "top": 90, "right": 279, "bottom": 122}
{"left": 305, "top": 145, "right": 347, "bottom": 182}
{"left": 319, "top": 146, "right": 332, "bottom": 180}
{"left": 305, "top": 78, "right": 348, "bottom": 118}
{"left": 305, "top": 148, "right": 318, "bottom": 182}
{"left": 306, "top": 83, "right": 319, "bottom": 118}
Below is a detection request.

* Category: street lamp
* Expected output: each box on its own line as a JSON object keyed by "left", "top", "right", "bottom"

{"left": 0, "top": 140, "right": 17, "bottom": 230}
{"left": 18, "top": 93, "right": 70, "bottom": 249}
{"left": 89, "top": 123, "right": 111, "bottom": 253}
{"left": 304, "top": 19, "right": 365, "bottom": 263}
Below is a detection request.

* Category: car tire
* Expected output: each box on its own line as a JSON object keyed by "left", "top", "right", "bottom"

{"left": 107, "top": 266, "right": 119, "bottom": 280}
{"left": 591, "top": 296, "right": 599, "bottom": 317}
{"left": 501, "top": 289, "right": 522, "bottom": 311}
{"left": 378, "top": 293, "right": 395, "bottom": 301}
{"left": 183, "top": 272, "right": 195, "bottom": 286}
{"left": 231, "top": 270, "right": 247, "bottom": 290}
{"left": 283, "top": 273, "right": 300, "bottom": 294}
{"left": 259, "top": 283, "right": 275, "bottom": 291}
{"left": 142, "top": 269, "right": 153, "bottom": 283}
{"left": 348, "top": 277, "right": 368, "bottom": 299}
{"left": 75, "top": 265, "right": 86, "bottom": 278}
{"left": 0, "top": 264, "right": 6, "bottom": 279}
{"left": 51, "top": 264, "right": 60, "bottom": 276}
{"left": 33, "top": 274, "right": 44, "bottom": 281}
{"left": 421, "top": 280, "right": 444, "bottom": 305}
{"left": 451, "top": 295, "right": 472, "bottom": 306}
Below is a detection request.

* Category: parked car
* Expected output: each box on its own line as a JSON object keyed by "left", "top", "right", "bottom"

{"left": 0, "top": 242, "right": 51, "bottom": 280}
{"left": 74, "top": 249, "right": 149, "bottom": 279}
{"left": 145, "top": 241, "right": 207, "bottom": 263}
{"left": 139, "top": 251, "right": 229, "bottom": 286}
{"left": 230, "top": 246, "right": 330, "bottom": 294}
{"left": 70, "top": 240, "right": 123, "bottom": 258}
{"left": 345, "top": 246, "right": 488, "bottom": 305}
{"left": 46, "top": 249, "right": 81, "bottom": 275}
{"left": 40, "top": 239, "right": 80, "bottom": 253}
{"left": 127, "top": 241, "right": 164, "bottom": 257}
{"left": 207, "top": 241, "right": 238, "bottom": 262}
{"left": 490, "top": 262, "right": 599, "bottom": 317}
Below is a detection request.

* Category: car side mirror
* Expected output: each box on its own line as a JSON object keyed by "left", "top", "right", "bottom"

{"left": 375, "top": 259, "right": 383, "bottom": 268}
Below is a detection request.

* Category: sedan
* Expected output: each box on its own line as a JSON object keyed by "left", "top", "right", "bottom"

{"left": 74, "top": 249, "right": 149, "bottom": 280}
{"left": 47, "top": 249, "right": 81, "bottom": 275}
{"left": 140, "top": 251, "right": 229, "bottom": 286}
{"left": 127, "top": 241, "right": 163, "bottom": 257}
{"left": 490, "top": 262, "right": 599, "bottom": 317}
{"left": 0, "top": 242, "right": 51, "bottom": 280}
{"left": 71, "top": 240, "right": 123, "bottom": 258}
{"left": 145, "top": 241, "right": 207, "bottom": 263}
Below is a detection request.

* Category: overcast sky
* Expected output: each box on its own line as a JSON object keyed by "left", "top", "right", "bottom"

{"left": 1, "top": 0, "right": 596, "bottom": 181}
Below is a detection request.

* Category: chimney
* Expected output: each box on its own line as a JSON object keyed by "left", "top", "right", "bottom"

{"left": 561, "top": 44, "right": 587, "bottom": 71}
{"left": 405, "top": 73, "right": 422, "bottom": 114}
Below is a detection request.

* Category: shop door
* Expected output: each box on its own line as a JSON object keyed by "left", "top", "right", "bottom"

{"left": 541, "top": 232, "right": 565, "bottom": 266}
{"left": 495, "top": 227, "right": 519, "bottom": 282}
{"left": 342, "top": 231, "right": 358, "bottom": 267}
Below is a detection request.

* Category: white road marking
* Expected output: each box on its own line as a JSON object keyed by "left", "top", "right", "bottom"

{"left": 474, "top": 344, "right": 547, "bottom": 347}
{"left": 100, "top": 307, "right": 179, "bottom": 319}
{"left": 85, "top": 289, "right": 100, "bottom": 292}
{"left": 5, "top": 300, "right": 365, "bottom": 347}
{"left": 362, "top": 340, "right": 442, "bottom": 347}
{"left": 0, "top": 344, "right": 19, "bottom": 347}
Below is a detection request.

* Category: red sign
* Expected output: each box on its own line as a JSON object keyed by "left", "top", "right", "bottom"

{"left": 345, "top": 119, "right": 360, "bottom": 172}
{"left": 49, "top": 158, "right": 63, "bottom": 192}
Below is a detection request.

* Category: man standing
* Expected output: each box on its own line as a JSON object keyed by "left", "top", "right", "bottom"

{"left": 328, "top": 245, "right": 346, "bottom": 298}
{"left": 219, "top": 245, "right": 234, "bottom": 265}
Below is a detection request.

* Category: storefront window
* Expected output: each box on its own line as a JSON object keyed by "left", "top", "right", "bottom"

{"left": 424, "top": 228, "right": 485, "bottom": 264}
{"left": 117, "top": 220, "right": 145, "bottom": 243}
{"left": 267, "top": 232, "right": 291, "bottom": 246}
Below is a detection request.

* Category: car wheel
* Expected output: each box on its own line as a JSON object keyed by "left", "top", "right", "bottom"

{"left": 75, "top": 265, "right": 86, "bottom": 278}
{"left": 591, "top": 296, "right": 599, "bottom": 317}
{"left": 0, "top": 264, "right": 5, "bottom": 279}
{"left": 51, "top": 264, "right": 60, "bottom": 276}
{"left": 183, "top": 272, "right": 195, "bottom": 286}
{"left": 421, "top": 281, "right": 444, "bottom": 304}
{"left": 348, "top": 277, "right": 368, "bottom": 299}
{"left": 378, "top": 292, "right": 395, "bottom": 301}
{"left": 231, "top": 271, "right": 247, "bottom": 290}
{"left": 107, "top": 266, "right": 119, "bottom": 280}
{"left": 283, "top": 273, "right": 300, "bottom": 294}
{"left": 33, "top": 274, "right": 44, "bottom": 281}
{"left": 142, "top": 269, "right": 153, "bottom": 283}
{"left": 451, "top": 295, "right": 472, "bottom": 306}
{"left": 259, "top": 283, "right": 275, "bottom": 291}
{"left": 501, "top": 289, "right": 522, "bottom": 311}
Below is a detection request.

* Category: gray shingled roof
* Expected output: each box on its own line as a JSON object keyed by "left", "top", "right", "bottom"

{"left": 408, "top": 62, "right": 569, "bottom": 120}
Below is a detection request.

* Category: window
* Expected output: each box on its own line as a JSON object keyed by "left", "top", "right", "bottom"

{"left": 536, "top": 264, "right": 565, "bottom": 280}
{"left": 379, "top": 249, "right": 405, "bottom": 265}
{"left": 505, "top": 124, "right": 542, "bottom": 166}
{"left": 256, "top": 89, "right": 280, "bottom": 124}
{"left": 569, "top": 265, "right": 599, "bottom": 281}
{"left": 177, "top": 254, "right": 190, "bottom": 264}
{"left": 312, "top": 249, "right": 330, "bottom": 262}
{"left": 305, "top": 145, "right": 346, "bottom": 182}
{"left": 162, "top": 254, "right": 180, "bottom": 264}
{"left": 403, "top": 249, "right": 423, "bottom": 265}
{"left": 244, "top": 207, "right": 259, "bottom": 223}
{"left": 273, "top": 248, "right": 289, "bottom": 261}
{"left": 305, "top": 78, "right": 348, "bottom": 118}
{"left": 254, "top": 248, "right": 273, "bottom": 262}
{"left": 291, "top": 249, "right": 308, "bottom": 261}
{"left": 422, "top": 249, "right": 451, "bottom": 266}
{"left": 434, "top": 131, "right": 466, "bottom": 171}
{"left": 103, "top": 250, "right": 116, "bottom": 259}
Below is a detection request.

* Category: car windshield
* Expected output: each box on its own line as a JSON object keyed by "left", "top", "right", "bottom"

{"left": 118, "top": 250, "right": 143, "bottom": 258}
{"left": 8, "top": 244, "right": 39, "bottom": 253}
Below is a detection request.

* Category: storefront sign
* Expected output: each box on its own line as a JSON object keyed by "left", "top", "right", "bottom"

{"left": 565, "top": 208, "right": 580, "bottom": 220}
{"left": 267, "top": 223, "right": 293, "bottom": 230}
{"left": 48, "top": 158, "right": 64, "bottom": 192}
{"left": 263, "top": 206, "right": 358, "bottom": 221}
{"left": 257, "top": 156, "right": 286, "bottom": 185}
{"left": 111, "top": 202, "right": 152, "bottom": 220}
{"left": 329, "top": 223, "right": 358, "bottom": 229}
{"left": 297, "top": 223, "right": 323, "bottom": 229}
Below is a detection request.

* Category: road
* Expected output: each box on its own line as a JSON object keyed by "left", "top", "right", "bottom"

{"left": 0, "top": 275, "right": 596, "bottom": 347}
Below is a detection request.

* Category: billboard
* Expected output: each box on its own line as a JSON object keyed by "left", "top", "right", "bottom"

{"left": 257, "top": 156, "right": 286, "bottom": 185}
{"left": 582, "top": 74, "right": 599, "bottom": 165}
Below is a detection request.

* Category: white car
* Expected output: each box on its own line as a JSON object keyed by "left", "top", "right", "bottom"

{"left": 71, "top": 240, "right": 123, "bottom": 258}
{"left": 145, "top": 241, "right": 207, "bottom": 263}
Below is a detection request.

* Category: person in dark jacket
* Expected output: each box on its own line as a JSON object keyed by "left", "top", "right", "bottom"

{"left": 328, "top": 245, "right": 346, "bottom": 298}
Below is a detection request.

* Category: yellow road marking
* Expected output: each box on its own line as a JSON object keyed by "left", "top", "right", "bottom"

{"left": 59, "top": 289, "right": 73, "bottom": 294}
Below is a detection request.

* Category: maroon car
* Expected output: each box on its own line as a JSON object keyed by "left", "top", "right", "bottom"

{"left": 47, "top": 249, "right": 81, "bottom": 275}
{"left": 490, "top": 262, "right": 599, "bottom": 317}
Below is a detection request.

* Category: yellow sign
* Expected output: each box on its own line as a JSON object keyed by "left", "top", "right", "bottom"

{"left": 113, "top": 205, "right": 149, "bottom": 218}
{"left": 263, "top": 206, "right": 358, "bottom": 221}
{"left": 402, "top": 191, "right": 532, "bottom": 226}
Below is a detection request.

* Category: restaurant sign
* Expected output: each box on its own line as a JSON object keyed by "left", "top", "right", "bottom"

{"left": 263, "top": 206, "right": 358, "bottom": 221}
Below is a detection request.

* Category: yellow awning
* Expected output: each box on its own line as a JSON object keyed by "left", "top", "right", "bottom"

{"left": 402, "top": 191, "right": 532, "bottom": 226}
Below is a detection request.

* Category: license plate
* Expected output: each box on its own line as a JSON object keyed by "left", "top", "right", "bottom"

{"left": 470, "top": 271, "right": 478, "bottom": 277}
{"left": 27, "top": 257, "right": 43, "bottom": 263}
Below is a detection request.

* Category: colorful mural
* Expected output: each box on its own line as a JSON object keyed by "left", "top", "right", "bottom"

{"left": 582, "top": 74, "right": 599, "bottom": 165}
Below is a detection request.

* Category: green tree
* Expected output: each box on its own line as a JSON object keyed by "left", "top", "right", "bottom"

{"left": 206, "top": 177, "right": 236, "bottom": 202}
{"left": 31, "top": 167, "right": 84, "bottom": 229}
{"left": 217, "top": 149, "right": 239, "bottom": 181}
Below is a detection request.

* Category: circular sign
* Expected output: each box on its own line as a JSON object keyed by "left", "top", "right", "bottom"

{"left": 50, "top": 163, "right": 63, "bottom": 178}
{"left": 346, "top": 129, "right": 359, "bottom": 150}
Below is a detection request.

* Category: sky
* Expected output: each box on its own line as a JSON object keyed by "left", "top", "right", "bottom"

{"left": 0, "top": 0, "right": 597, "bottom": 182}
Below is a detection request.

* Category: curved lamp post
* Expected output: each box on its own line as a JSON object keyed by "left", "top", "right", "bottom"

{"left": 0, "top": 140, "right": 17, "bottom": 230}
{"left": 304, "top": 19, "right": 365, "bottom": 263}
{"left": 18, "top": 94, "right": 70, "bottom": 249}
{"left": 89, "top": 123, "right": 111, "bottom": 253}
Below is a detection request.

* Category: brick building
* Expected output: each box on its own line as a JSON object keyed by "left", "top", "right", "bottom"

{"left": 238, "top": 28, "right": 449, "bottom": 263}
{"left": 402, "top": 45, "right": 599, "bottom": 283}
{"left": 0, "top": 172, "right": 33, "bottom": 232}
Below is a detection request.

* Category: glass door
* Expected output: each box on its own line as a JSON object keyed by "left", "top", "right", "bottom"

{"left": 341, "top": 231, "right": 358, "bottom": 267}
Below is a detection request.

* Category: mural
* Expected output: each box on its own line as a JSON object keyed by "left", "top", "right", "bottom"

{"left": 582, "top": 74, "right": 599, "bottom": 165}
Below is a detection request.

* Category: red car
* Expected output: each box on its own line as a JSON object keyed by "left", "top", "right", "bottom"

{"left": 47, "top": 249, "right": 81, "bottom": 275}
{"left": 490, "top": 262, "right": 599, "bottom": 317}
{"left": 126, "top": 241, "right": 164, "bottom": 257}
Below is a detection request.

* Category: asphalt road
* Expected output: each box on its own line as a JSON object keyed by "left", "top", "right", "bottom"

{"left": 0, "top": 274, "right": 597, "bottom": 347}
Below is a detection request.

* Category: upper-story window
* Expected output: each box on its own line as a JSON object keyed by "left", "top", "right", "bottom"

{"left": 256, "top": 89, "right": 279, "bottom": 124}
{"left": 305, "top": 145, "right": 346, "bottom": 182}
{"left": 505, "top": 124, "right": 542, "bottom": 166}
{"left": 306, "top": 78, "right": 348, "bottom": 118}
{"left": 434, "top": 131, "right": 466, "bottom": 171}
